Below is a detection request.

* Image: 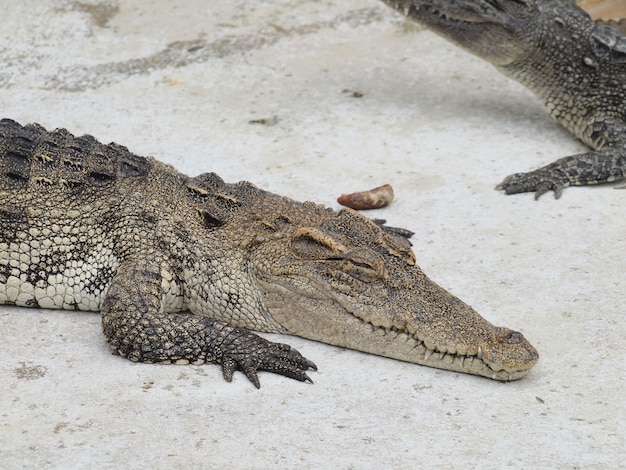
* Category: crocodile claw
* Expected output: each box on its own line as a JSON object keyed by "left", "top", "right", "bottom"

{"left": 372, "top": 219, "right": 415, "bottom": 239}
{"left": 220, "top": 338, "right": 317, "bottom": 388}
{"left": 496, "top": 170, "right": 569, "bottom": 200}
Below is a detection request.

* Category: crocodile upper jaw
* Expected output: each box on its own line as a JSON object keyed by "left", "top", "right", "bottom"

{"left": 383, "top": 0, "right": 531, "bottom": 65}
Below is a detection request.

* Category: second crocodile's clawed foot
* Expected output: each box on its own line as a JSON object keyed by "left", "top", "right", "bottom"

{"left": 496, "top": 171, "right": 570, "bottom": 200}
{"left": 372, "top": 219, "right": 415, "bottom": 239}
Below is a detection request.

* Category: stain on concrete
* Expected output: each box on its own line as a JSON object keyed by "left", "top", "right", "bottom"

{"left": 53, "top": 419, "right": 95, "bottom": 434}
{"left": 67, "top": 1, "right": 120, "bottom": 28}
{"left": 53, "top": 422, "right": 69, "bottom": 434}
{"left": 14, "top": 362, "right": 48, "bottom": 380}
{"left": 45, "top": 7, "right": 387, "bottom": 92}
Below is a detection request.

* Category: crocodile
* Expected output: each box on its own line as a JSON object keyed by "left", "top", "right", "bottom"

{"left": 380, "top": 0, "right": 626, "bottom": 199}
{"left": 0, "top": 119, "right": 538, "bottom": 387}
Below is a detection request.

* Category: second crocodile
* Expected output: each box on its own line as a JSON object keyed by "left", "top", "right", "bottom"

{"left": 381, "top": 0, "right": 626, "bottom": 199}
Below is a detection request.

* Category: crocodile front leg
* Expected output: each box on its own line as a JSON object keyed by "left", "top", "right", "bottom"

{"left": 101, "top": 258, "right": 317, "bottom": 388}
{"left": 497, "top": 146, "right": 626, "bottom": 199}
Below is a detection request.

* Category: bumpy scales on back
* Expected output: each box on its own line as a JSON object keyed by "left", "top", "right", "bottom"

{"left": 0, "top": 119, "right": 538, "bottom": 387}
{"left": 380, "top": 0, "right": 626, "bottom": 199}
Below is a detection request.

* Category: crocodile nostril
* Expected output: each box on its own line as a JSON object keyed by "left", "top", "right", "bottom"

{"left": 504, "top": 330, "right": 524, "bottom": 344}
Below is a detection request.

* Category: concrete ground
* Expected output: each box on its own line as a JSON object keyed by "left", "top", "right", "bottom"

{"left": 0, "top": 1, "right": 624, "bottom": 468}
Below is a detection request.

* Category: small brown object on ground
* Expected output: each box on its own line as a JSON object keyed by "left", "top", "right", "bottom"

{"left": 337, "top": 184, "right": 394, "bottom": 210}
{"left": 341, "top": 89, "right": 364, "bottom": 98}
{"left": 248, "top": 116, "right": 277, "bottom": 126}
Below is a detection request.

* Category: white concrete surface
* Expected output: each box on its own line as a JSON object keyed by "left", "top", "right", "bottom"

{"left": 0, "top": 1, "right": 624, "bottom": 468}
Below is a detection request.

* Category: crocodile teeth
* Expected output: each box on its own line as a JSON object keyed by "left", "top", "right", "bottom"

{"left": 491, "top": 371, "right": 513, "bottom": 381}
{"left": 393, "top": 1, "right": 417, "bottom": 17}
{"left": 477, "top": 346, "right": 483, "bottom": 360}
{"left": 424, "top": 348, "right": 434, "bottom": 361}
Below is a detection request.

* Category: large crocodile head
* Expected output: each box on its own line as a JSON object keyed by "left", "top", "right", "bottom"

{"left": 203, "top": 188, "right": 539, "bottom": 381}
{"left": 380, "top": 0, "right": 594, "bottom": 67}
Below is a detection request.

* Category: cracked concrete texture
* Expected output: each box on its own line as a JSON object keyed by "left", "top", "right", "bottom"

{"left": 0, "top": 1, "right": 624, "bottom": 468}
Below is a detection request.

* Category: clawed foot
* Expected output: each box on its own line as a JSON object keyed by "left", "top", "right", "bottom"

{"left": 372, "top": 219, "right": 415, "bottom": 239}
{"left": 496, "top": 169, "right": 570, "bottom": 200}
{"left": 220, "top": 334, "right": 317, "bottom": 388}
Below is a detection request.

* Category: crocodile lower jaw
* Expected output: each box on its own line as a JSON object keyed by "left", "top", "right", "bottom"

{"left": 362, "top": 320, "right": 531, "bottom": 381}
